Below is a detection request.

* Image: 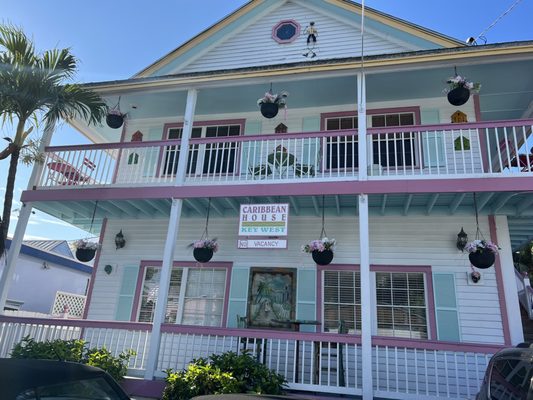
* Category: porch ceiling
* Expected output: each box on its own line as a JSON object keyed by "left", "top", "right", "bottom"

{"left": 90, "top": 56, "right": 533, "bottom": 142}
{"left": 33, "top": 192, "right": 533, "bottom": 248}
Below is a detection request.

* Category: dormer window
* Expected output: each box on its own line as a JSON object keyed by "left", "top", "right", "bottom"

{"left": 272, "top": 20, "right": 300, "bottom": 44}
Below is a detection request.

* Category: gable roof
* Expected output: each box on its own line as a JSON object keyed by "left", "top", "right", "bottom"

{"left": 136, "top": 0, "right": 463, "bottom": 78}
{"left": 23, "top": 239, "right": 74, "bottom": 259}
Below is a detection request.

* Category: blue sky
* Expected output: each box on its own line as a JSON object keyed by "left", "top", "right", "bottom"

{"left": 0, "top": 0, "right": 532, "bottom": 241}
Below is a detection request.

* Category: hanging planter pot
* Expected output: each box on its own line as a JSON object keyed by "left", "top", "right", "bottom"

{"left": 260, "top": 103, "right": 279, "bottom": 119}
{"left": 447, "top": 87, "right": 471, "bottom": 106}
{"left": 76, "top": 248, "right": 97, "bottom": 262}
{"left": 469, "top": 251, "right": 496, "bottom": 269}
{"left": 106, "top": 111, "right": 125, "bottom": 129}
{"left": 193, "top": 247, "right": 214, "bottom": 263}
{"left": 312, "top": 249, "right": 334, "bottom": 266}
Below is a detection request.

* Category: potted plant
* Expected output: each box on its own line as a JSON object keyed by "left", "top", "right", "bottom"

{"left": 192, "top": 239, "right": 219, "bottom": 263}
{"left": 106, "top": 108, "right": 126, "bottom": 129}
{"left": 74, "top": 239, "right": 100, "bottom": 262}
{"left": 465, "top": 239, "right": 499, "bottom": 269}
{"left": 444, "top": 75, "right": 481, "bottom": 106}
{"left": 257, "top": 90, "right": 289, "bottom": 119}
{"left": 302, "top": 237, "right": 336, "bottom": 266}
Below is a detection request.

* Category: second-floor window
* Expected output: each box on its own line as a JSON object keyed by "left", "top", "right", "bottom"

{"left": 163, "top": 124, "right": 241, "bottom": 176}
{"left": 324, "top": 111, "right": 416, "bottom": 169}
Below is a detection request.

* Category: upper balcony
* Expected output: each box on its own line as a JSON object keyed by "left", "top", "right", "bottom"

{"left": 35, "top": 119, "right": 533, "bottom": 192}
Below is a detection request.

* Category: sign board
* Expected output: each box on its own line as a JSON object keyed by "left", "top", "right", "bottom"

{"left": 238, "top": 239, "right": 287, "bottom": 249}
{"left": 239, "top": 204, "right": 289, "bottom": 236}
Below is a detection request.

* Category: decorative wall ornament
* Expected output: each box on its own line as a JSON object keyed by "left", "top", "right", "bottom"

{"left": 456, "top": 227, "right": 468, "bottom": 251}
{"left": 451, "top": 110, "right": 468, "bottom": 123}
{"left": 115, "top": 230, "right": 126, "bottom": 250}
{"left": 131, "top": 130, "right": 143, "bottom": 142}
{"left": 272, "top": 20, "right": 300, "bottom": 44}
{"left": 303, "top": 21, "right": 318, "bottom": 58}
{"left": 454, "top": 136, "right": 471, "bottom": 151}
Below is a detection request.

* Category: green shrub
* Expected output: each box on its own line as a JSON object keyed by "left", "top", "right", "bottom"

{"left": 162, "top": 351, "right": 286, "bottom": 400}
{"left": 11, "top": 336, "right": 135, "bottom": 381}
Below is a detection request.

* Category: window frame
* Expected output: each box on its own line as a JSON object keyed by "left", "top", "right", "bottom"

{"left": 320, "top": 107, "right": 421, "bottom": 171}
{"left": 161, "top": 119, "right": 245, "bottom": 178}
{"left": 316, "top": 264, "right": 437, "bottom": 340}
{"left": 130, "top": 260, "right": 232, "bottom": 327}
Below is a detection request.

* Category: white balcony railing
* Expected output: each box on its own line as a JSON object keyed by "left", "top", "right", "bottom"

{"left": 0, "top": 315, "right": 502, "bottom": 399}
{"left": 36, "top": 119, "right": 533, "bottom": 189}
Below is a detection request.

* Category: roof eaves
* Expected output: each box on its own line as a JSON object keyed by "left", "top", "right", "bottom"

{"left": 84, "top": 41, "right": 533, "bottom": 91}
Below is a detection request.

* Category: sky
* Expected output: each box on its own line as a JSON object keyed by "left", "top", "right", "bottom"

{"left": 0, "top": 0, "right": 532, "bottom": 241}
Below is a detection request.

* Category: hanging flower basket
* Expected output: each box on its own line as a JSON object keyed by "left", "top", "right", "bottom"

{"left": 260, "top": 103, "right": 279, "bottom": 119}
{"left": 447, "top": 87, "right": 471, "bottom": 106}
{"left": 465, "top": 240, "right": 498, "bottom": 269}
{"left": 191, "top": 239, "right": 218, "bottom": 263}
{"left": 468, "top": 251, "right": 496, "bottom": 269}
{"left": 312, "top": 249, "right": 334, "bottom": 266}
{"left": 193, "top": 247, "right": 214, "bottom": 263}
{"left": 302, "top": 238, "right": 336, "bottom": 266}
{"left": 75, "top": 248, "right": 97, "bottom": 262}
{"left": 444, "top": 74, "right": 480, "bottom": 107}
{"left": 106, "top": 109, "right": 125, "bottom": 129}
{"left": 74, "top": 239, "right": 100, "bottom": 262}
{"left": 257, "top": 90, "right": 288, "bottom": 119}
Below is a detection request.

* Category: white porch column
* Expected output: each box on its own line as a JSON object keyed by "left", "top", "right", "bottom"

{"left": 493, "top": 215, "right": 524, "bottom": 345}
{"left": 0, "top": 122, "right": 55, "bottom": 312}
{"left": 357, "top": 72, "right": 367, "bottom": 181}
{"left": 144, "top": 89, "right": 197, "bottom": 379}
{"left": 359, "top": 194, "right": 373, "bottom": 399}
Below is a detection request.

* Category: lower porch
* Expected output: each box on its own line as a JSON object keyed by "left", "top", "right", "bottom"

{"left": 0, "top": 315, "right": 500, "bottom": 399}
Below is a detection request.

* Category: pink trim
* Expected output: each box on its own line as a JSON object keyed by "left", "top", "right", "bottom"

{"left": 131, "top": 260, "right": 233, "bottom": 323}
{"left": 0, "top": 314, "right": 152, "bottom": 331}
{"left": 372, "top": 335, "right": 504, "bottom": 354}
{"left": 316, "top": 264, "right": 437, "bottom": 340}
{"left": 320, "top": 107, "right": 422, "bottom": 130}
{"left": 82, "top": 218, "right": 107, "bottom": 319}
{"left": 22, "top": 176, "right": 533, "bottom": 204}
{"left": 271, "top": 19, "right": 301, "bottom": 44}
{"left": 160, "top": 323, "right": 362, "bottom": 344}
{"left": 489, "top": 215, "right": 512, "bottom": 345}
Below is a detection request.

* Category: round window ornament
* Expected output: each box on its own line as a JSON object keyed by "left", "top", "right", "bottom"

{"left": 272, "top": 20, "right": 300, "bottom": 44}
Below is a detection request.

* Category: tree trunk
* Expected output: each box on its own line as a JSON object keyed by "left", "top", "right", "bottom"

{"left": 0, "top": 147, "right": 21, "bottom": 256}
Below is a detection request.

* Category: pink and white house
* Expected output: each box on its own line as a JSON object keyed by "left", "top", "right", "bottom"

{"left": 1, "top": 1, "right": 533, "bottom": 399}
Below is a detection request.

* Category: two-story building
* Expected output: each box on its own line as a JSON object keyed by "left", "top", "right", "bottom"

{"left": 1, "top": 1, "right": 533, "bottom": 399}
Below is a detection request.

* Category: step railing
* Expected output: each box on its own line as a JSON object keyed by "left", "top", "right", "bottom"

{"left": 36, "top": 119, "right": 533, "bottom": 189}
{"left": 515, "top": 268, "right": 533, "bottom": 319}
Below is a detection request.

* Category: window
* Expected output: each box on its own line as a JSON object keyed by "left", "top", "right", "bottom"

{"left": 138, "top": 266, "right": 226, "bottom": 326}
{"left": 163, "top": 124, "right": 241, "bottom": 176}
{"left": 323, "top": 270, "right": 361, "bottom": 333}
{"left": 375, "top": 272, "right": 428, "bottom": 339}
{"left": 324, "top": 111, "right": 416, "bottom": 169}
{"left": 272, "top": 20, "right": 300, "bottom": 43}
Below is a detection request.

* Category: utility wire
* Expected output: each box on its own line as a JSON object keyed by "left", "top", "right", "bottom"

{"left": 476, "top": 0, "right": 523, "bottom": 43}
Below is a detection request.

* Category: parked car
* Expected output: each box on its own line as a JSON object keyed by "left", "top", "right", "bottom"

{"left": 476, "top": 344, "right": 533, "bottom": 399}
{"left": 0, "top": 358, "right": 131, "bottom": 400}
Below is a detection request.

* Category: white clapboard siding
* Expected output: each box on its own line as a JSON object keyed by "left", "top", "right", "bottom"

{"left": 88, "top": 215, "right": 506, "bottom": 346}
{"left": 178, "top": 1, "right": 413, "bottom": 74}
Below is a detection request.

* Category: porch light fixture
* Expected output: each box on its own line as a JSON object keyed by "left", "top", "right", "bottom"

{"left": 115, "top": 230, "right": 126, "bottom": 250}
{"left": 456, "top": 227, "right": 468, "bottom": 251}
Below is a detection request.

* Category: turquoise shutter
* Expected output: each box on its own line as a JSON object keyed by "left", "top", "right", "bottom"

{"left": 226, "top": 267, "right": 250, "bottom": 328}
{"left": 297, "top": 268, "right": 317, "bottom": 332}
{"left": 302, "top": 117, "right": 320, "bottom": 132}
{"left": 433, "top": 273, "right": 460, "bottom": 341}
{"left": 115, "top": 265, "right": 140, "bottom": 321}
{"left": 421, "top": 110, "right": 445, "bottom": 167}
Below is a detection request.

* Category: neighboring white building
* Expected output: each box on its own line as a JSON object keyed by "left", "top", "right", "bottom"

{"left": 2, "top": 239, "right": 91, "bottom": 314}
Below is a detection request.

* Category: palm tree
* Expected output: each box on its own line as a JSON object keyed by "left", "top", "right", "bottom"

{"left": 0, "top": 24, "right": 108, "bottom": 255}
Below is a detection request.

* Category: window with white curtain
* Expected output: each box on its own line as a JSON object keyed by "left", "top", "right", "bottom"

{"left": 138, "top": 266, "right": 226, "bottom": 326}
